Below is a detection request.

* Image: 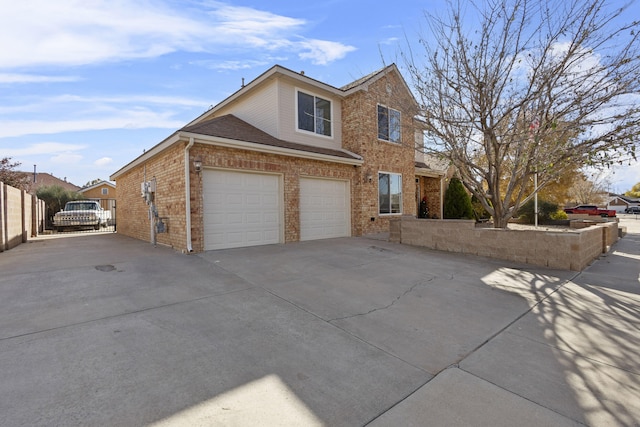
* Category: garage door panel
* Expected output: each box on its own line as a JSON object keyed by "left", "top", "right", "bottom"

{"left": 300, "top": 178, "right": 350, "bottom": 241}
{"left": 203, "top": 170, "right": 281, "bottom": 250}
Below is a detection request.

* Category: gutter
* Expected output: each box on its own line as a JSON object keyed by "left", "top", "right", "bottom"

{"left": 179, "top": 131, "right": 363, "bottom": 166}
{"left": 185, "top": 137, "right": 195, "bottom": 252}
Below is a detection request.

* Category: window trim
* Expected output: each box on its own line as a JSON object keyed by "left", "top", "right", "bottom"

{"left": 378, "top": 171, "right": 403, "bottom": 215}
{"left": 101, "top": 188, "right": 108, "bottom": 195}
{"left": 377, "top": 104, "right": 401, "bottom": 143}
{"left": 295, "top": 88, "right": 333, "bottom": 138}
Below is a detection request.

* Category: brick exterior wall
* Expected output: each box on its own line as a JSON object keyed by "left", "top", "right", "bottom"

{"left": 114, "top": 143, "right": 188, "bottom": 250}
{"left": 418, "top": 176, "right": 442, "bottom": 219}
{"left": 342, "top": 70, "right": 418, "bottom": 235}
{"left": 189, "top": 145, "right": 356, "bottom": 252}
{"left": 115, "top": 142, "right": 357, "bottom": 252}
{"left": 114, "top": 67, "right": 436, "bottom": 252}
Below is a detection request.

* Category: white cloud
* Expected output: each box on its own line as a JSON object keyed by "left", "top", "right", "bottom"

{"left": 51, "top": 153, "right": 83, "bottom": 164}
{"left": 1, "top": 142, "right": 86, "bottom": 156}
{"left": 380, "top": 37, "right": 400, "bottom": 46}
{"left": 94, "top": 157, "right": 113, "bottom": 167}
{"left": 0, "top": 73, "right": 81, "bottom": 84}
{"left": 0, "top": 1, "right": 355, "bottom": 69}
{"left": 0, "top": 111, "right": 185, "bottom": 138}
{"left": 210, "top": 4, "right": 305, "bottom": 43}
{"left": 297, "top": 39, "right": 357, "bottom": 65}
{"left": 0, "top": 94, "right": 209, "bottom": 116}
{"left": 191, "top": 59, "right": 271, "bottom": 71}
{"left": 50, "top": 94, "right": 209, "bottom": 108}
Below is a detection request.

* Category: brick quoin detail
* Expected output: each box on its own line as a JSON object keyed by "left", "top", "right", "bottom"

{"left": 342, "top": 71, "right": 418, "bottom": 235}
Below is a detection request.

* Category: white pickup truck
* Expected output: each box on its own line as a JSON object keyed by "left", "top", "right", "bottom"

{"left": 53, "top": 200, "right": 112, "bottom": 231}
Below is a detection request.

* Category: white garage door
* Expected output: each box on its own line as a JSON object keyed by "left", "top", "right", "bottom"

{"left": 203, "top": 170, "right": 281, "bottom": 250}
{"left": 300, "top": 178, "right": 350, "bottom": 241}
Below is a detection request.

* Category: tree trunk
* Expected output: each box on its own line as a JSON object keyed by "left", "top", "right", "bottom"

{"left": 493, "top": 216, "right": 509, "bottom": 228}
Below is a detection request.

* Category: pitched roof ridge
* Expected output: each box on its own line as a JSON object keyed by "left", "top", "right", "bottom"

{"left": 80, "top": 180, "right": 116, "bottom": 191}
{"left": 340, "top": 63, "right": 397, "bottom": 91}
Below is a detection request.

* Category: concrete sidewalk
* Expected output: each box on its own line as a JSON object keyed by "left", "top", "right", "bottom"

{"left": 0, "top": 218, "right": 638, "bottom": 426}
{"left": 371, "top": 217, "right": 640, "bottom": 427}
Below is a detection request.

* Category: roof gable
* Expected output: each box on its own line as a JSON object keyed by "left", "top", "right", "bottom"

{"left": 341, "top": 64, "right": 417, "bottom": 106}
{"left": 185, "top": 63, "right": 415, "bottom": 127}
{"left": 80, "top": 180, "right": 116, "bottom": 192}
{"left": 185, "top": 65, "right": 345, "bottom": 128}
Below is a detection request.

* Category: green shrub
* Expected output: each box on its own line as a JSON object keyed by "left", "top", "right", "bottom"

{"left": 444, "top": 178, "right": 474, "bottom": 219}
{"left": 550, "top": 209, "right": 568, "bottom": 220}
{"left": 471, "top": 194, "right": 491, "bottom": 221}
{"left": 36, "top": 185, "right": 85, "bottom": 225}
{"left": 517, "top": 199, "right": 560, "bottom": 224}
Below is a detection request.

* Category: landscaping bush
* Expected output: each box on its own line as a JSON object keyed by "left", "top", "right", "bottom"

{"left": 517, "top": 199, "right": 560, "bottom": 224}
{"left": 444, "top": 178, "right": 474, "bottom": 219}
{"left": 471, "top": 194, "right": 491, "bottom": 221}
{"left": 36, "top": 185, "right": 85, "bottom": 227}
{"left": 550, "top": 209, "right": 568, "bottom": 220}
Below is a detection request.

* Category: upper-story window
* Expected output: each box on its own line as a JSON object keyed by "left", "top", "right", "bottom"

{"left": 377, "top": 105, "right": 401, "bottom": 143}
{"left": 297, "top": 90, "right": 332, "bottom": 137}
{"left": 101, "top": 188, "right": 108, "bottom": 195}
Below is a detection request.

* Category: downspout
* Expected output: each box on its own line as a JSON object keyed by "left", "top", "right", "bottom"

{"left": 440, "top": 176, "right": 444, "bottom": 220}
{"left": 185, "top": 137, "right": 195, "bottom": 252}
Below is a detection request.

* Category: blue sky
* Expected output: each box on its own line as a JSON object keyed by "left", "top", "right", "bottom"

{"left": 1, "top": 0, "right": 638, "bottom": 193}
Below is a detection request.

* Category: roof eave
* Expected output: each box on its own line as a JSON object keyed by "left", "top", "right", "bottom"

{"left": 110, "top": 132, "right": 182, "bottom": 180}
{"left": 415, "top": 167, "right": 445, "bottom": 178}
{"left": 179, "top": 131, "right": 363, "bottom": 166}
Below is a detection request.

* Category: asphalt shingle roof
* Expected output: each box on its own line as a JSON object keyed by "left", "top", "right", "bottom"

{"left": 181, "top": 115, "right": 360, "bottom": 160}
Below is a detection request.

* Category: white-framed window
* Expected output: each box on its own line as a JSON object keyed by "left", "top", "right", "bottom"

{"left": 377, "top": 105, "right": 401, "bottom": 143}
{"left": 101, "top": 188, "right": 108, "bottom": 195}
{"left": 297, "top": 90, "right": 332, "bottom": 137}
{"left": 379, "top": 172, "right": 402, "bottom": 214}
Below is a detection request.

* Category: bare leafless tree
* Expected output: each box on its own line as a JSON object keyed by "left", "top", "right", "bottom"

{"left": 567, "top": 170, "right": 611, "bottom": 206}
{"left": 404, "top": 0, "right": 640, "bottom": 227}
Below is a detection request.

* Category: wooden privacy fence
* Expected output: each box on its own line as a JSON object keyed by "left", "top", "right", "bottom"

{"left": 0, "top": 182, "right": 46, "bottom": 252}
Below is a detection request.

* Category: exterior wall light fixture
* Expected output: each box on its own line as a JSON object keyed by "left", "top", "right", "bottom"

{"left": 194, "top": 156, "right": 202, "bottom": 173}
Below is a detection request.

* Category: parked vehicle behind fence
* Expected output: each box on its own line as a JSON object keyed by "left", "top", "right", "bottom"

{"left": 53, "top": 200, "right": 112, "bottom": 231}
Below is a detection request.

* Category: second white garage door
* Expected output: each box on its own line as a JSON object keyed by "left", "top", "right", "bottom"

{"left": 299, "top": 178, "right": 350, "bottom": 241}
{"left": 203, "top": 170, "right": 281, "bottom": 250}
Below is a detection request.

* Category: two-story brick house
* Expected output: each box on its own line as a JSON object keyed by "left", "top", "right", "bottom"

{"left": 110, "top": 64, "right": 445, "bottom": 252}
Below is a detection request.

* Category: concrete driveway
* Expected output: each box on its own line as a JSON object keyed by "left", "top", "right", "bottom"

{"left": 1, "top": 218, "right": 639, "bottom": 426}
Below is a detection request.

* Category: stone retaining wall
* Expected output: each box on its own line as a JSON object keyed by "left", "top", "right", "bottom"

{"left": 390, "top": 217, "right": 618, "bottom": 271}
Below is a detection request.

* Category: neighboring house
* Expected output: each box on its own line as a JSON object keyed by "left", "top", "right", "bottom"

{"left": 608, "top": 194, "right": 640, "bottom": 213}
{"left": 79, "top": 180, "right": 117, "bottom": 217}
{"left": 110, "top": 64, "right": 446, "bottom": 252}
{"left": 19, "top": 171, "right": 80, "bottom": 194}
